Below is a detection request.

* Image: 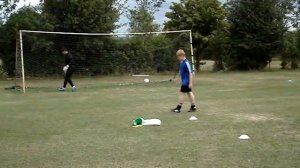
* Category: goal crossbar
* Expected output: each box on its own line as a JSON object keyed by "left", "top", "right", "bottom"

{"left": 20, "top": 30, "right": 192, "bottom": 36}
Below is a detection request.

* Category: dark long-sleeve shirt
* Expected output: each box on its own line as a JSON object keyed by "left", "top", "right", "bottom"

{"left": 65, "top": 53, "right": 75, "bottom": 68}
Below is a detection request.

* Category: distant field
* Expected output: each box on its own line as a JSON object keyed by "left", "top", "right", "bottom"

{"left": 200, "top": 60, "right": 283, "bottom": 71}
{"left": 0, "top": 71, "right": 299, "bottom": 168}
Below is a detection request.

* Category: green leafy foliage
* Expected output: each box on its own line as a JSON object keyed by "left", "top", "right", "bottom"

{"left": 284, "top": 0, "right": 300, "bottom": 29}
{"left": 281, "top": 30, "right": 300, "bottom": 69}
{"left": 127, "top": 0, "right": 165, "bottom": 32}
{"left": 1, "top": 0, "right": 299, "bottom": 76}
{"left": 0, "top": 6, "right": 51, "bottom": 76}
{"left": 164, "top": 0, "right": 227, "bottom": 71}
{"left": 226, "top": 0, "right": 288, "bottom": 70}
{"left": 0, "top": 0, "right": 20, "bottom": 23}
{"left": 296, "top": 29, "right": 300, "bottom": 54}
{"left": 42, "top": 0, "right": 120, "bottom": 33}
{"left": 128, "top": 9, "right": 159, "bottom": 32}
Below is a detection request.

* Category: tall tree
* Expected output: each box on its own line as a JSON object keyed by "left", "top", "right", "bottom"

{"left": 41, "top": 0, "right": 123, "bottom": 75}
{"left": 127, "top": 0, "right": 165, "bottom": 32}
{"left": 226, "top": 0, "right": 288, "bottom": 70}
{"left": 42, "top": 0, "right": 120, "bottom": 33}
{"left": 0, "top": 0, "right": 20, "bottom": 23}
{"left": 281, "top": 31, "right": 299, "bottom": 69}
{"left": 0, "top": 6, "right": 49, "bottom": 76}
{"left": 205, "top": 24, "right": 230, "bottom": 71}
{"left": 164, "top": 0, "right": 227, "bottom": 71}
{"left": 284, "top": 0, "right": 300, "bottom": 29}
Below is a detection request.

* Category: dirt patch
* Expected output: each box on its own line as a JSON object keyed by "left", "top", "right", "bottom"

{"left": 206, "top": 109, "right": 282, "bottom": 122}
{"left": 230, "top": 113, "right": 282, "bottom": 122}
{"left": 215, "top": 88, "right": 245, "bottom": 92}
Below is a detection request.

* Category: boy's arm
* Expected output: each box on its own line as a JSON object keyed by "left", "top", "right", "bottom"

{"left": 189, "top": 72, "right": 193, "bottom": 88}
{"left": 174, "top": 70, "right": 180, "bottom": 82}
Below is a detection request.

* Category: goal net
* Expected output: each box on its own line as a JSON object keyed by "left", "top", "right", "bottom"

{"left": 16, "top": 30, "right": 194, "bottom": 93}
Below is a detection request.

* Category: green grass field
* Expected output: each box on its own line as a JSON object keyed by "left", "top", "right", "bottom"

{"left": 0, "top": 71, "right": 299, "bottom": 168}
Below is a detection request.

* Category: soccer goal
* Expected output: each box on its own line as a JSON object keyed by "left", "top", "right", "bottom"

{"left": 16, "top": 30, "right": 195, "bottom": 93}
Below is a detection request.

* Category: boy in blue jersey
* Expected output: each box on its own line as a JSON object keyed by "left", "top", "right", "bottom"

{"left": 172, "top": 49, "right": 197, "bottom": 113}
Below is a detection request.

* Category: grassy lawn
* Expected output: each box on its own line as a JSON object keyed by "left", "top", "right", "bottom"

{"left": 0, "top": 71, "right": 299, "bottom": 168}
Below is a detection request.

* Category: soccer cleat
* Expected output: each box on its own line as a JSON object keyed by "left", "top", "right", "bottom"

{"left": 58, "top": 87, "right": 66, "bottom": 91}
{"left": 171, "top": 107, "right": 181, "bottom": 113}
{"left": 188, "top": 106, "right": 197, "bottom": 112}
{"left": 72, "top": 86, "right": 76, "bottom": 92}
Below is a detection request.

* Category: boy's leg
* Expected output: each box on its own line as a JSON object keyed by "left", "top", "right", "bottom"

{"left": 66, "top": 70, "right": 74, "bottom": 87}
{"left": 172, "top": 85, "right": 189, "bottom": 113}
{"left": 66, "top": 69, "right": 76, "bottom": 91}
{"left": 172, "top": 92, "right": 185, "bottom": 113}
{"left": 187, "top": 92, "right": 195, "bottom": 104}
{"left": 187, "top": 92, "right": 197, "bottom": 112}
{"left": 179, "top": 92, "right": 185, "bottom": 103}
{"left": 63, "top": 76, "right": 68, "bottom": 87}
{"left": 58, "top": 75, "right": 68, "bottom": 91}
{"left": 59, "top": 70, "right": 76, "bottom": 91}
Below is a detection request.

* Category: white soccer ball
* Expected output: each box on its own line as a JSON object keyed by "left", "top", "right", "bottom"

{"left": 144, "top": 78, "right": 150, "bottom": 83}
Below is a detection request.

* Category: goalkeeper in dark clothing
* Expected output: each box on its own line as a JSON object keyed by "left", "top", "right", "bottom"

{"left": 58, "top": 47, "right": 76, "bottom": 91}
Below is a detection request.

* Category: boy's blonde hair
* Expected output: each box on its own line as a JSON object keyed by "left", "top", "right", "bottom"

{"left": 176, "top": 49, "right": 186, "bottom": 56}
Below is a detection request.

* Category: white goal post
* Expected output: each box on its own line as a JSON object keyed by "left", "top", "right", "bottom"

{"left": 17, "top": 29, "right": 195, "bottom": 93}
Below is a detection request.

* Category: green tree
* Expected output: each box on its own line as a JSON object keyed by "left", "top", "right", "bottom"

{"left": 0, "top": 5, "right": 50, "bottom": 76}
{"left": 41, "top": 0, "right": 122, "bottom": 75}
{"left": 43, "top": 0, "right": 120, "bottom": 33}
{"left": 0, "top": 0, "right": 20, "bottom": 23}
{"left": 127, "top": 0, "right": 165, "bottom": 32}
{"left": 296, "top": 29, "right": 300, "bottom": 49}
{"left": 125, "top": 0, "right": 168, "bottom": 74}
{"left": 205, "top": 24, "right": 230, "bottom": 71}
{"left": 285, "top": 0, "right": 300, "bottom": 29}
{"left": 226, "top": 0, "right": 288, "bottom": 70}
{"left": 281, "top": 31, "right": 299, "bottom": 69}
{"left": 164, "top": 0, "right": 227, "bottom": 71}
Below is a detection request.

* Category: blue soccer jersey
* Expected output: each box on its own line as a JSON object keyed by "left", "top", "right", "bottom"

{"left": 180, "top": 59, "right": 192, "bottom": 86}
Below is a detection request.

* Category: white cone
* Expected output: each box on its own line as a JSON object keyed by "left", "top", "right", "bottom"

{"left": 189, "top": 116, "right": 198, "bottom": 121}
{"left": 239, "top": 134, "right": 250, "bottom": 140}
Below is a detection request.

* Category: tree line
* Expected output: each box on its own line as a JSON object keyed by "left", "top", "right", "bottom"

{"left": 1, "top": 0, "right": 300, "bottom": 77}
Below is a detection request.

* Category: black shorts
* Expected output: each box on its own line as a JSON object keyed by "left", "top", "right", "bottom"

{"left": 180, "top": 85, "right": 192, "bottom": 93}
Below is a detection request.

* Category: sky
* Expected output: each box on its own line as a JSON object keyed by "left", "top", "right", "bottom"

{"left": 18, "top": 0, "right": 227, "bottom": 32}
